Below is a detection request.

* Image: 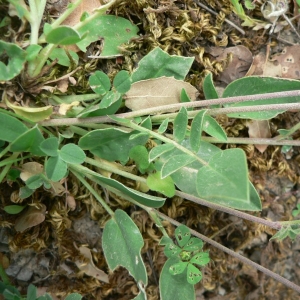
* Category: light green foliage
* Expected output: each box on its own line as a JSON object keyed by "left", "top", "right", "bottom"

{"left": 102, "top": 209, "right": 148, "bottom": 299}
{"left": 146, "top": 171, "right": 175, "bottom": 197}
{"left": 4, "top": 205, "right": 26, "bottom": 214}
{"left": 173, "top": 107, "right": 188, "bottom": 143}
{"left": 271, "top": 225, "right": 300, "bottom": 241}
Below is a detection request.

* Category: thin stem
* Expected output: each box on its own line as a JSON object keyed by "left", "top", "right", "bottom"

{"left": 0, "top": 154, "right": 32, "bottom": 168}
{"left": 156, "top": 211, "right": 300, "bottom": 294}
{"left": 39, "top": 90, "right": 300, "bottom": 127}
{"left": 50, "top": 94, "right": 101, "bottom": 105}
{"left": 70, "top": 166, "right": 114, "bottom": 216}
{"left": 0, "top": 153, "right": 19, "bottom": 183}
{"left": 279, "top": 220, "right": 300, "bottom": 226}
{"left": 175, "top": 190, "right": 281, "bottom": 230}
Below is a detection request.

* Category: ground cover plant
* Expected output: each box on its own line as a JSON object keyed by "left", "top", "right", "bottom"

{"left": 1, "top": 0, "right": 300, "bottom": 299}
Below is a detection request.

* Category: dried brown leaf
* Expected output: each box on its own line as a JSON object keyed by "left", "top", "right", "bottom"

{"left": 20, "top": 162, "right": 44, "bottom": 182}
{"left": 124, "top": 76, "right": 197, "bottom": 111}
{"left": 75, "top": 246, "right": 109, "bottom": 283}
{"left": 14, "top": 204, "right": 47, "bottom": 232}
{"left": 247, "top": 120, "right": 271, "bottom": 153}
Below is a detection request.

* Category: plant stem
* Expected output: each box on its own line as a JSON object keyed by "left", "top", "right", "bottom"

{"left": 156, "top": 210, "right": 300, "bottom": 294}
{"left": 0, "top": 153, "right": 19, "bottom": 183}
{"left": 39, "top": 90, "right": 300, "bottom": 127}
{"left": 70, "top": 167, "right": 114, "bottom": 216}
{"left": 0, "top": 155, "right": 32, "bottom": 168}
{"left": 279, "top": 220, "right": 300, "bottom": 226}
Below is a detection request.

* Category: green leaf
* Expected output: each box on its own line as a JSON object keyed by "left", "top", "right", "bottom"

{"left": 85, "top": 168, "right": 166, "bottom": 208}
{"left": 19, "top": 186, "right": 34, "bottom": 199}
{"left": 160, "top": 236, "right": 173, "bottom": 246}
{"left": 113, "top": 70, "right": 132, "bottom": 93}
{"left": 0, "top": 40, "right": 26, "bottom": 80}
{"left": 45, "top": 26, "right": 82, "bottom": 45}
{"left": 89, "top": 71, "right": 111, "bottom": 95}
{"left": 173, "top": 107, "right": 188, "bottom": 143}
{"left": 26, "top": 284, "right": 37, "bottom": 300}
{"left": 175, "top": 225, "right": 191, "bottom": 247}
{"left": 45, "top": 156, "right": 67, "bottom": 181}
{"left": 169, "top": 261, "right": 188, "bottom": 275}
{"left": 180, "top": 88, "right": 192, "bottom": 104}
{"left": 190, "top": 252, "right": 210, "bottom": 266}
{"left": 76, "top": 15, "right": 139, "bottom": 56}
{"left": 131, "top": 47, "right": 194, "bottom": 83}
{"left": 102, "top": 209, "right": 148, "bottom": 296}
{"left": 59, "top": 144, "right": 86, "bottom": 164}
{"left": 203, "top": 73, "right": 219, "bottom": 108}
{"left": 49, "top": 48, "right": 79, "bottom": 67}
{"left": 160, "top": 257, "right": 195, "bottom": 300}
{"left": 203, "top": 115, "right": 227, "bottom": 142}
{"left": 190, "top": 110, "right": 207, "bottom": 152}
{"left": 0, "top": 111, "right": 28, "bottom": 142}
{"left": 39, "top": 137, "right": 59, "bottom": 156}
{"left": 26, "top": 44, "right": 42, "bottom": 62}
{"left": 4, "top": 205, "right": 26, "bottom": 214}
{"left": 196, "top": 148, "right": 249, "bottom": 209}
{"left": 149, "top": 144, "right": 175, "bottom": 162}
{"left": 10, "top": 126, "right": 45, "bottom": 155}
{"left": 186, "top": 264, "right": 202, "bottom": 285}
{"left": 183, "top": 238, "right": 203, "bottom": 252}
{"left": 79, "top": 128, "right": 149, "bottom": 164}
{"left": 64, "top": 293, "right": 83, "bottom": 300}
{"left": 164, "top": 243, "right": 182, "bottom": 258}
{"left": 129, "top": 145, "right": 150, "bottom": 172}
{"left": 161, "top": 154, "right": 195, "bottom": 178}
{"left": 146, "top": 171, "right": 175, "bottom": 197}
{"left": 99, "top": 91, "right": 121, "bottom": 109}
{"left": 158, "top": 119, "right": 169, "bottom": 134}
{"left": 223, "top": 77, "right": 300, "bottom": 119}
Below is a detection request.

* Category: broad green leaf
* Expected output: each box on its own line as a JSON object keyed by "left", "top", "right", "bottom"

{"left": 186, "top": 264, "right": 202, "bottom": 285}
{"left": 84, "top": 167, "right": 166, "bottom": 208}
{"left": 129, "top": 145, "right": 150, "bottom": 172}
{"left": 76, "top": 15, "right": 139, "bottom": 56}
{"left": 89, "top": 71, "right": 111, "bottom": 95}
{"left": 102, "top": 209, "right": 148, "bottom": 294}
{"left": 190, "top": 110, "right": 207, "bottom": 152}
{"left": 175, "top": 225, "right": 191, "bottom": 247}
{"left": 131, "top": 47, "right": 194, "bottom": 83}
{"left": 180, "top": 88, "right": 192, "bottom": 103}
{"left": 161, "top": 154, "right": 195, "bottom": 178}
{"left": 158, "top": 118, "right": 169, "bottom": 134}
{"left": 203, "top": 115, "right": 227, "bottom": 142}
{"left": 39, "top": 137, "right": 59, "bottom": 156}
{"left": 190, "top": 252, "right": 210, "bottom": 266}
{"left": 160, "top": 236, "right": 173, "bottom": 246}
{"left": 5, "top": 99, "right": 53, "bottom": 122}
{"left": 49, "top": 48, "right": 79, "bottom": 67}
{"left": 26, "top": 174, "right": 45, "bottom": 190}
{"left": 19, "top": 186, "right": 34, "bottom": 199}
{"left": 59, "top": 144, "right": 86, "bottom": 164}
{"left": 64, "top": 293, "right": 82, "bottom": 300}
{"left": 149, "top": 144, "right": 175, "bottom": 162}
{"left": 99, "top": 91, "right": 121, "bottom": 109}
{"left": 79, "top": 128, "right": 149, "bottom": 164}
{"left": 0, "top": 111, "right": 28, "bottom": 142}
{"left": 140, "top": 116, "right": 152, "bottom": 130}
{"left": 4, "top": 205, "right": 26, "bottom": 214}
{"left": 160, "top": 257, "right": 195, "bottom": 300}
{"left": 26, "top": 284, "right": 37, "bottom": 300}
{"left": 223, "top": 77, "right": 300, "bottom": 119}
{"left": 0, "top": 40, "right": 26, "bottom": 80}
{"left": 10, "top": 126, "right": 45, "bottom": 155}
{"left": 113, "top": 70, "right": 132, "bottom": 93}
{"left": 45, "top": 156, "right": 67, "bottom": 181}
{"left": 169, "top": 261, "right": 188, "bottom": 275}
{"left": 183, "top": 238, "right": 203, "bottom": 252}
{"left": 45, "top": 26, "right": 82, "bottom": 45}
{"left": 164, "top": 243, "right": 182, "bottom": 258}
{"left": 173, "top": 107, "right": 188, "bottom": 143}
{"left": 26, "top": 44, "right": 42, "bottom": 61}
{"left": 146, "top": 171, "right": 175, "bottom": 197}
{"left": 196, "top": 148, "right": 249, "bottom": 209}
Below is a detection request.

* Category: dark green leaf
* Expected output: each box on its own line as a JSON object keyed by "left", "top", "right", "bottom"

{"left": 149, "top": 144, "right": 175, "bottom": 162}
{"left": 190, "top": 110, "right": 207, "bottom": 152}
{"left": 164, "top": 243, "right": 181, "bottom": 258}
{"left": 99, "top": 91, "right": 121, "bottom": 109}
{"left": 49, "top": 48, "right": 79, "bottom": 67}
{"left": 4, "top": 205, "right": 26, "bottom": 214}
{"left": 203, "top": 73, "right": 219, "bottom": 108}
{"left": 203, "top": 115, "right": 227, "bottom": 142}
{"left": 183, "top": 238, "right": 203, "bottom": 252}
{"left": 169, "top": 261, "right": 188, "bottom": 275}
{"left": 39, "top": 137, "right": 59, "bottom": 156}
{"left": 190, "top": 252, "right": 210, "bottom": 266}
{"left": 45, "top": 156, "right": 67, "bottom": 181}
{"left": 59, "top": 144, "right": 86, "bottom": 164}
{"left": 27, "top": 284, "right": 37, "bottom": 300}
{"left": 113, "top": 70, "right": 132, "bottom": 93}
{"left": 186, "top": 264, "right": 202, "bottom": 285}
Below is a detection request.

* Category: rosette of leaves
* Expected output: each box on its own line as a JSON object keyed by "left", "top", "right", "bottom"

{"left": 162, "top": 225, "right": 210, "bottom": 285}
